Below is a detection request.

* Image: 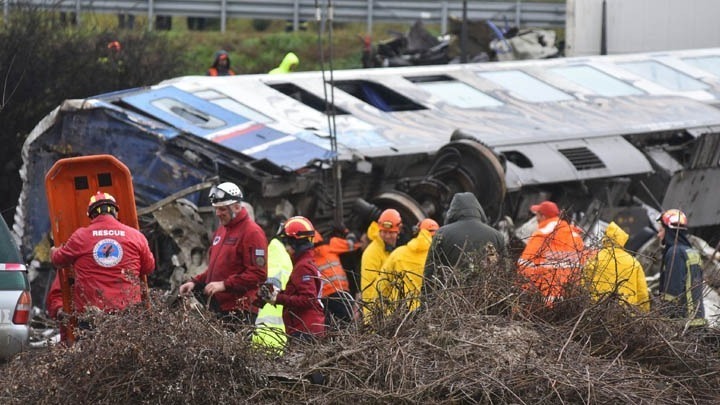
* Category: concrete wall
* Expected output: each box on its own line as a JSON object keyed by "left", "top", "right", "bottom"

{"left": 566, "top": 0, "right": 720, "bottom": 56}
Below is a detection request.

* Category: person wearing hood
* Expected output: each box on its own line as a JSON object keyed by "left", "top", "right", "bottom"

{"left": 423, "top": 192, "right": 506, "bottom": 295}
{"left": 269, "top": 52, "right": 299, "bottom": 74}
{"left": 207, "top": 50, "right": 236, "bottom": 76}
{"left": 656, "top": 209, "right": 706, "bottom": 326}
{"left": 361, "top": 208, "right": 402, "bottom": 315}
{"left": 517, "top": 200, "right": 585, "bottom": 306}
{"left": 584, "top": 221, "right": 650, "bottom": 311}
{"left": 380, "top": 218, "right": 439, "bottom": 311}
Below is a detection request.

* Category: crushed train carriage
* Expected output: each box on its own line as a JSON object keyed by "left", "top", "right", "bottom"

{"left": 14, "top": 47, "right": 720, "bottom": 292}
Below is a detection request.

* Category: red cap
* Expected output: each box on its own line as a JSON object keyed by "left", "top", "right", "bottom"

{"left": 530, "top": 201, "right": 560, "bottom": 217}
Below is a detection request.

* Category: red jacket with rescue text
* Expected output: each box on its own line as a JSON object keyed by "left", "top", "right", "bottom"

{"left": 49, "top": 214, "right": 155, "bottom": 315}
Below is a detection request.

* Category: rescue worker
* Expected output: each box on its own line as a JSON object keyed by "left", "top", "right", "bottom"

{"left": 361, "top": 208, "right": 402, "bottom": 315}
{"left": 48, "top": 191, "right": 155, "bottom": 320}
{"left": 268, "top": 52, "right": 299, "bottom": 74}
{"left": 381, "top": 218, "right": 439, "bottom": 311}
{"left": 253, "top": 236, "right": 293, "bottom": 352}
{"left": 313, "top": 230, "right": 362, "bottom": 327}
{"left": 584, "top": 221, "right": 650, "bottom": 311}
{"left": 258, "top": 216, "right": 326, "bottom": 341}
{"left": 179, "top": 182, "right": 267, "bottom": 326}
{"left": 207, "top": 50, "right": 236, "bottom": 76}
{"left": 656, "top": 209, "right": 706, "bottom": 326}
{"left": 423, "top": 192, "right": 506, "bottom": 295}
{"left": 517, "top": 200, "right": 585, "bottom": 306}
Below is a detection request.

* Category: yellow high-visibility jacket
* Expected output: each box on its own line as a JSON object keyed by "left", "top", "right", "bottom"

{"left": 584, "top": 222, "right": 650, "bottom": 312}
{"left": 253, "top": 238, "right": 292, "bottom": 350}
{"left": 380, "top": 229, "right": 433, "bottom": 311}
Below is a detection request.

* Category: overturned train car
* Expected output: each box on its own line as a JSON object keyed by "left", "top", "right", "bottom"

{"left": 14, "top": 47, "right": 720, "bottom": 284}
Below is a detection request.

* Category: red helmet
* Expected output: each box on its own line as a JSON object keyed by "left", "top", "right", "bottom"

{"left": 418, "top": 218, "right": 439, "bottom": 235}
{"left": 281, "top": 216, "right": 315, "bottom": 241}
{"left": 87, "top": 191, "right": 119, "bottom": 218}
{"left": 378, "top": 209, "right": 402, "bottom": 232}
{"left": 658, "top": 209, "right": 688, "bottom": 230}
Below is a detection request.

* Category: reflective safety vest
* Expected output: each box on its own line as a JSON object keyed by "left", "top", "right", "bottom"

{"left": 314, "top": 237, "right": 354, "bottom": 297}
{"left": 253, "top": 238, "right": 292, "bottom": 351}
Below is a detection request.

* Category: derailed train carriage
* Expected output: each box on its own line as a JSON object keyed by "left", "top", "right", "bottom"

{"left": 14, "top": 47, "right": 720, "bottom": 291}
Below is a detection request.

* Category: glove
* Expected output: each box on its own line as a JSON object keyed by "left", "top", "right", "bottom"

{"left": 258, "top": 283, "right": 279, "bottom": 305}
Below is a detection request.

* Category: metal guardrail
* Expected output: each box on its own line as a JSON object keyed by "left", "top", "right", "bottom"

{"left": 4, "top": 1, "right": 566, "bottom": 33}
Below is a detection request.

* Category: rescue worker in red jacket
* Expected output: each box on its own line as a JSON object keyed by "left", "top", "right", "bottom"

{"left": 48, "top": 191, "right": 155, "bottom": 319}
{"left": 259, "top": 216, "right": 326, "bottom": 341}
{"left": 313, "top": 230, "right": 362, "bottom": 327}
{"left": 206, "top": 50, "right": 236, "bottom": 76}
{"left": 517, "top": 200, "right": 585, "bottom": 306}
{"left": 179, "top": 182, "right": 267, "bottom": 326}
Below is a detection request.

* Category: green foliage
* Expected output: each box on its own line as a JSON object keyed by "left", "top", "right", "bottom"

{"left": 0, "top": 8, "right": 189, "bottom": 223}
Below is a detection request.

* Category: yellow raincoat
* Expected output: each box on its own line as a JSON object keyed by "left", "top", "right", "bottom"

{"left": 584, "top": 222, "right": 650, "bottom": 311}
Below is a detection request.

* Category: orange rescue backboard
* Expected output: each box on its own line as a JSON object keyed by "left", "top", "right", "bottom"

{"left": 45, "top": 154, "right": 139, "bottom": 244}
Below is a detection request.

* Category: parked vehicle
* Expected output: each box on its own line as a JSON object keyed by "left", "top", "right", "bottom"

{"left": 0, "top": 215, "right": 30, "bottom": 361}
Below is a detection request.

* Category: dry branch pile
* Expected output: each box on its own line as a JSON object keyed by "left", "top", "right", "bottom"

{"left": 1, "top": 259, "right": 720, "bottom": 404}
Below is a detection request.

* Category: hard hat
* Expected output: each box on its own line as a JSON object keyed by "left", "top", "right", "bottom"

{"left": 418, "top": 218, "right": 439, "bottom": 235}
{"left": 87, "top": 191, "right": 119, "bottom": 218}
{"left": 281, "top": 216, "right": 315, "bottom": 241}
{"left": 209, "top": 182, "right": 243, "bottom": 207}
{"left": 657, "top": 209, "right": 688, "bottom": 230}
{"left": 378, "top": 208, "right": 402, "bottom": 232}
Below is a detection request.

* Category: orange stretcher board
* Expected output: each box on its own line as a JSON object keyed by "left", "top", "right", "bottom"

{"left": 45, "top": 154, "right": 147, "bottom": 343}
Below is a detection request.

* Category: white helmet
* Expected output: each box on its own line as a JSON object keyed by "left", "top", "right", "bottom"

{"left": 209, "top": 182, "right": 243, "bottom": 207}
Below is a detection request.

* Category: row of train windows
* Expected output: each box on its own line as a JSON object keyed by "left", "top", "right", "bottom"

{"left": 268, "top": 56, "right": 720, "bottom": 112}
{"left": 157, "top": 55, "right": 720, "bottom": 129}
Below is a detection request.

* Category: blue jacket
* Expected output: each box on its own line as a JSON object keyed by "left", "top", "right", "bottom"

{"left": 659, "top": 228, "right": 706, "bottom": 325}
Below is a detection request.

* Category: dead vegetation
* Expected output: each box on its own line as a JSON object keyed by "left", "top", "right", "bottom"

{"left": 2, "top": 258, "right": 720, "bottom": 404}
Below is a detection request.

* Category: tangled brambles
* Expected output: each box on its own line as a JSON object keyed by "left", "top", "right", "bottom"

{"left": 1, "top": 257, "right": 720, "bottom": 404}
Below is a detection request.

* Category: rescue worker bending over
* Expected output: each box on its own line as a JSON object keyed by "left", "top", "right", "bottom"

{"left": 361, "top": 208, "right": 402, "bottom": 315}
{"left": 656, "top": 209, "right": 706, "bottom": 326}
{"left": 179, "top": 182, "right": 267, "bottom": 327}
{"left": 258, "top": 216, "right": 326, "bottom": 341}
{"left": 268, "top": 52, "right": 299, "bottom": 74}
{"left": 381, "top": 218, "right": 439, "bottom": 312}
{"left": 48, "top": 191, "right": 155, "bottom": 320}
{"left": 517, "top": 200, "right": 585, "bottom": 306}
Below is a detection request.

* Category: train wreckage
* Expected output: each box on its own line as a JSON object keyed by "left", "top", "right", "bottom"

{"left": 13, "top": 47, "right": 720, "bottom": 300}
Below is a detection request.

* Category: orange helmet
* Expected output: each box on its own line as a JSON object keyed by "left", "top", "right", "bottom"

{"left": 87, "top": 191, "right": 119, "bottom": 218}
{"left": 281, "top": 216, "right": 315, "bottom": 241}
{"left": 378, "top": 208, "right": 402, "bottom": 232}
{"left": 658, "top": 209, "right": 688, "bottom": 230}
{"left": 418, "top": 218, "right": 439, "bottom": 235}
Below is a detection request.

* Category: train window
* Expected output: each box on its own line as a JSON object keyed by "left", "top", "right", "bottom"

{"left": 618, "top": 61, "right": 708, "bottom": 91}
{"left": 550, "top": 65, "right": 643, "bottom": 97}
{"left": 405, "top": 75, "right": 503, "bottom": 108}
{"left": 267, "top": 83, "right": 348, "bottom": 115}
{"left": 682, "top": 56, "right": 720, "bottom": 78}
{"left": 193, "top": 89, "right": 272, "bottom": 124}
{"left": 477, "top": 70, "right": 574, "bottom": 103}
{"left": 150, "top": 97, "right": 227, "bottom": 129}
{"left": 332, "top": 80, "right": 426, "bottom": 112}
